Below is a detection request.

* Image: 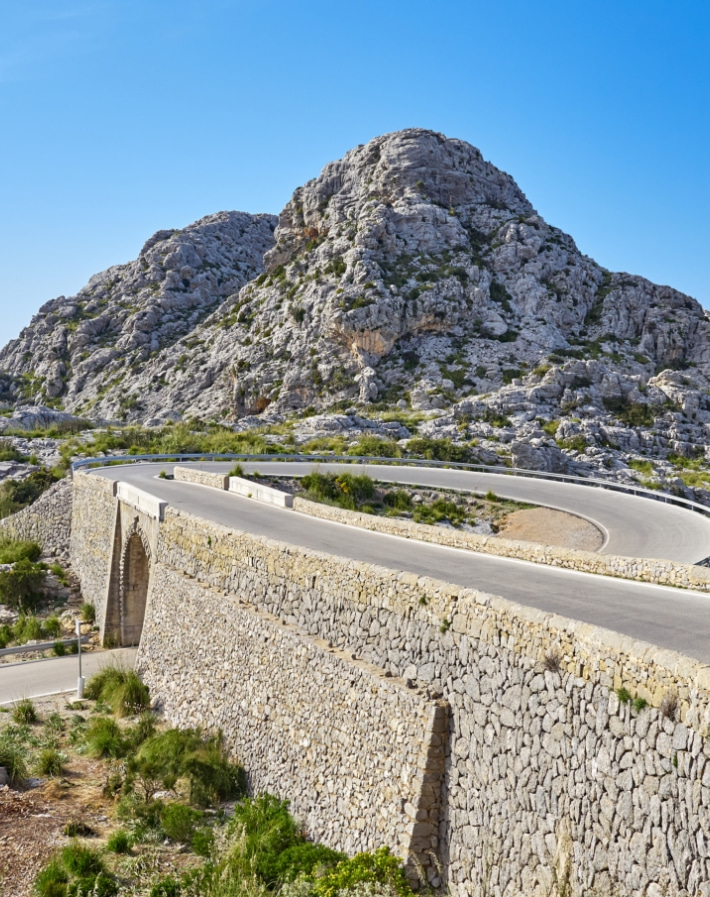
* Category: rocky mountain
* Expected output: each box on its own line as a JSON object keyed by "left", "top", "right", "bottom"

{"left": 2, "top": 128, "right": 710, "bottom": 489}
{"left": 0, "top": 211, "right": 276, "bottom": 425}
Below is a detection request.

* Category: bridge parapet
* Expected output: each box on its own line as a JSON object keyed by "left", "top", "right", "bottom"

{"left": 116, "top": 482, "right": 167, "bottom": 521}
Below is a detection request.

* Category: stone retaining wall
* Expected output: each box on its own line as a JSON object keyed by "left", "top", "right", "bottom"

{"left": 0, "top": 477, "right": 73, "bottom": 560}
{"left": 69, "top": 472, "right": 117, "bottom": 623}
{"left": 174, "top": 466, "right": 229, "bottom": 490}
{"left": 142, "top": 505, "right": 710, "bottom": 896}
{"left": 229, "top": 475, "right": 293, "bottom": 507}
{"left": 138, "top": 564, "right": 447, "bottom": 883}
{"left": 292, "top": 497, "right": 710, "bottom": 593}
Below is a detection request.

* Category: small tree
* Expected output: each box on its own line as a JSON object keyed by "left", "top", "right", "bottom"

{"left": 0, "top": 557, "right": 45, "bottom": 609}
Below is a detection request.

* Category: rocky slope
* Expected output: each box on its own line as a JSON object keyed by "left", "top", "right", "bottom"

{"left": 2, "top": 128, "right": 710, "bottom": 492}
{"left": 0, "top": 211, "right": 276, "bottom": 424}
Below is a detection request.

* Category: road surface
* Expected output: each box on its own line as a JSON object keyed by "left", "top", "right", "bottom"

{"left": 0, "top": 648, "right": 138, "bottom": 705}
{"left": 84, "top": 462, "right": 710, "bottom": 662}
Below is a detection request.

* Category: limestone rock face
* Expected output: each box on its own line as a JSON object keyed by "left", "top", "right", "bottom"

{"left": 2, "top": 128, "right": 710, "bottom": 491}
{"left": 511, "top": 440, "right": 570, "bottom": 474}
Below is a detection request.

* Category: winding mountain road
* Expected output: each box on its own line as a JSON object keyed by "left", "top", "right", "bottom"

{"left": 87, "top": 461, "right": 710, "bottom": 663}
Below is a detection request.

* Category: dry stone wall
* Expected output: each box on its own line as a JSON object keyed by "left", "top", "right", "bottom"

{"left": 141, "top": 505, "right": 710, "bottom": 896}
{"left": 138, "top": 563, "right": 448, "bottom": 884}
{"left": 69, "top": 472, "right": 117, "bottom": 624}
{"left": 0, "top": 476, "right": 73, "bottom": 560}
{"left": 174, "top": 466, "right": 229, "bottom": 489}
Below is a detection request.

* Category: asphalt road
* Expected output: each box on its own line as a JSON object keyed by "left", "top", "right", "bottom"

{"left": 88, "top": 462, "right": 710, "bottom": 663}
{"left": 0, "top": 648, "right": 138, "bottom": 704}
{"left": 224, "top": 461, "right": 710, "bottom": 563}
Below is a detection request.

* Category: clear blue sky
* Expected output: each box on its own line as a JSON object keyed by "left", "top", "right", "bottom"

{"left": 1, "top": 0, "right": 708, "bottom": 347}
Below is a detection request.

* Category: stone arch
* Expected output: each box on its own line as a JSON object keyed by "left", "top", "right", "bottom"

{"left": 119, "top": 518, "right": 152, "bottom": 646}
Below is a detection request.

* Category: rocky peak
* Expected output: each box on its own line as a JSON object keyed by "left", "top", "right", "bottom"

{"left": 2, "top": 129, "right": 710, "bottom": 491}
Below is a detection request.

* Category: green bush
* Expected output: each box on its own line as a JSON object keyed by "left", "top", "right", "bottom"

{"left": 36, "top": 748, "right": 64, "bottom": 777}
{"left": 34, "top": 858, "right": 69, "bottom": 897}
{"left": 0, "top": 440, "right": 29, "bottom": 463}
{"left": 68, "top": 873, "right": 117, "bottom": 897}
{"left": 116, "top": 792, "right": 165, "bottom": 836}
{"left": 0, "top": 536, "right": 41, "bottom": 564}
{"left": 85, "top": 717, "right": 128, "bottom": 759}
{"left": 60, "top": 843, "right": 105, "bottom": 877}
{"left": 224, "top": 794, "right": 302, "bottom": 883}
{"left": 0, "top": 467, "right": 58, "bottom": 518}
{"left": 161, "top": 803, "right": 203, "bottom": 842}
{"left": 13, "top": 614, "right": 43, "bottom": 643}
{"left": 149, "top": 876, "right": 182, "bottom": 897}
{"left": 128, "top": 728, "right": 245, "bottom": 808}
{"left": 347, "top": 436, "right": 401, "bottom": 458}
{"left": 44, "top": 616, "right": 62, "bottom": 638}
{"left": 382, "top": 490, "right": 413, "bottom": 512}
{"left": 80, "top": 602, "right": 95, "bottom": 624}
{"left": 309, "top": 847, "right": 414, "bottom": 897}
{"left": 126, "top": 711, "right": 157, "bottom": 749}
{"left": 0, "top": 623, "right": 11, "bottom": 648}
{"left": 12, "top": 697, "right": 37, "bottom": 724}
{"left": 413, "top": 498, "right": 467, "bottom": 527}
{"left": 603, "top": 396, "right": 655, "bottom": 427}
{"left": 301, "top": 472, "right": 376, "bottom": 512}
{"left": 85, "top": 665, "right": 150, "bottom": 717}
{"left": 53, "top": 641, "right": 67, "bottom": 657}
{"left": 0, "top": 729, "right": 28, "bottom": 785}
{"left": 270, "top": 842, "right": 346, "bottom": 884}
{"left": 191, "top": 827, "right": 214, "bottom": 858}
{"left": 45, "top": 711, "right": 65, "bottom": 738}
{"left": 405, "top": 437, "right": 476, "bottom": 463}
{"left": 106, "top": 829, "right": 132, "bottom": 854}
{"left": 0, "top": 558, "right": 46, "bottom": 609}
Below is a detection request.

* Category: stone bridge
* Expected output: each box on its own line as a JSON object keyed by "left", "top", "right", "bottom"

{"left": 67, "top": 468, "right": 710, "bottom": 897}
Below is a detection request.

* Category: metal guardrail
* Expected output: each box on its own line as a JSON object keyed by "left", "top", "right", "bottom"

{"left": 71, "top": 450, "right": 710, "bottom": 520}
{"left": 0, "top": 634, "right": 90, "bottom": 659}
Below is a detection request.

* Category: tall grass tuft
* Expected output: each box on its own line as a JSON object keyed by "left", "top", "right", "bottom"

{"left": 11, "top": 697, "right": 37, "bottom": 724}
{"left": 85, "top": 664, "right": 150, "bottom": 717}
{"left": 36, "top": 747, "right": 64, "bottom": 777}
{"left": 0, "top": 729, "right": 28, "bottom": 786}
{"left": 85, "top": 717, "right": 127, "bottom": 759}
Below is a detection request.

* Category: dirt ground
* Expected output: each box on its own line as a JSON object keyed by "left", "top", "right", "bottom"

{"left": 0, "top": 694, "right": 116, "bottom": 897}
{"left": 497, "top": 507, "right": 604, "bottom": 551}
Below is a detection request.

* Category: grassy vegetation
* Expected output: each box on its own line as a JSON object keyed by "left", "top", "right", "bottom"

{"left": 26, "top": 670, "right": 417, "bottom": 897}
{"left": 11, "top": 696, "right": 38, "bottom": 724}
{"left": 301, "top": 472, "right": 377, "bottom": 512}
{"left": 0, "top": 536, "right": 45, "bottom": 612}
{"left": 602, "top": 397, "right": 655, "bottom": 428}
{"left": 628, "top": 459, "right": 654, "bottom": 475}
{"left": 0, "top": 612, "right": 70, "bottom": 650}
{"left": 55, "top": 423, "right": 279, "bottom": 475}
{"left": 665, "top": 453, "right": 710, "bottom": 489}
{"left": 84, "top": 664, "right": 150, "bottom": 718}
{"left": 0, "top": 467, "right": 59, "bottom": 518}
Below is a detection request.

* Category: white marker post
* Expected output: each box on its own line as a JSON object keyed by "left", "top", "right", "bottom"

{"left": 76, "top": 618, "right": 85, "bottom": 699}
